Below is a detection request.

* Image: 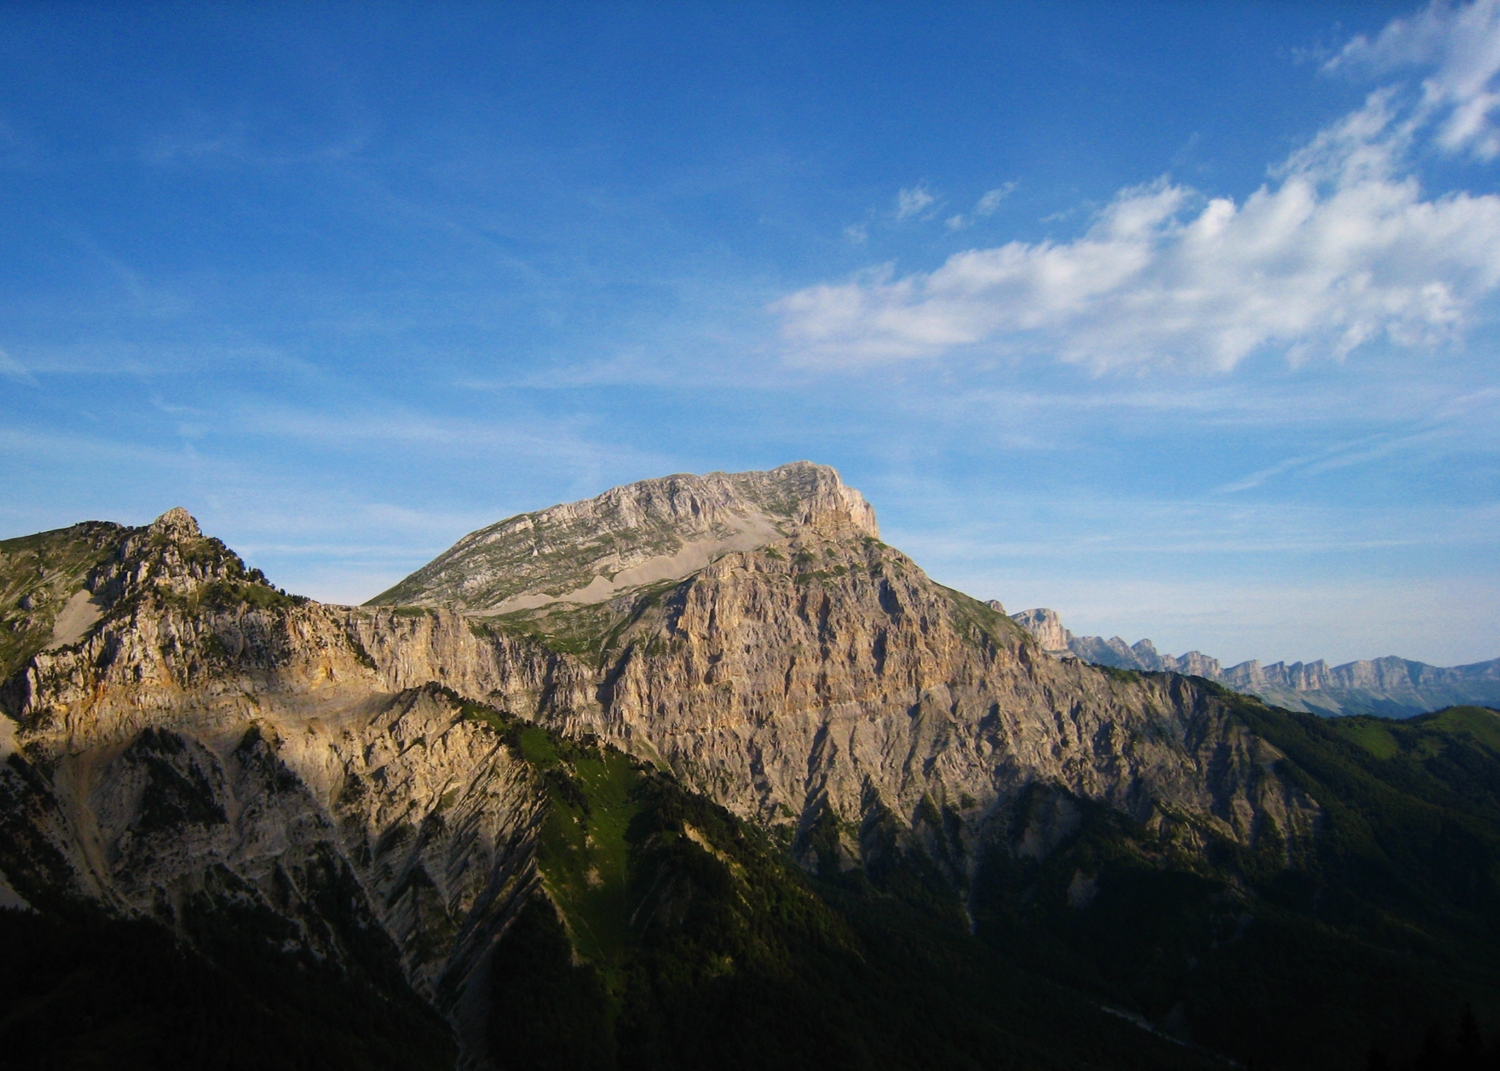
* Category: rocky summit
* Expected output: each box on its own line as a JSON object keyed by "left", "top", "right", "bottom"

{"left": 370, "top": 461, "right": 879, "bottom": 613}
{"left": 4, "top": 465, "right": 1500, "bottom": 1071}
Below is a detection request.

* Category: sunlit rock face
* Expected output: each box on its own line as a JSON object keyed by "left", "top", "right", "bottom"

{"left": 1008, "top": 607, "right": 1072, "bottom": 656}
{"left": 367, "top": 460, "right": 879, "bottom": 613}
{"left": 0, "top": 467, "right": 1323, "bottom": 1060}
{"left": 0, "top": 510, "right": 546, "bottom": 1057}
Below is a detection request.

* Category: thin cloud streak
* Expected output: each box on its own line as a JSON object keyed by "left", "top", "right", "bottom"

{"left": 1213, "top": 427, "right": 1459, "bottom": 492}
{"left": 894, "top": 184, "right": 937, "bottom": 220}
{"left": 0, "top": 347, "right": 38, "bottom": 386}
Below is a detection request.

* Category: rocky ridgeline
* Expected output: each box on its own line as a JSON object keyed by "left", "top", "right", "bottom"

{"left": 0, "top": 466, "right": 1325, "bottom": 1064}
{"left": 0, "top": 509, "right": 548, "bottom": 1055}
{"left": 1009, "top": 606, "right": 1500, "bottom": 717}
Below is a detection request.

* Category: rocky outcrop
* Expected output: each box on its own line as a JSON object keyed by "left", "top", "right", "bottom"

{"left": 0, "top": 510, "right": 551, "bottom": 1063}
{"left": 0, "top": 519, "right": 125, "bottom": 681}
{"left": 1008, "top": 608, "right": 1071, "bottom": 656}
{"left": 1010, "top": 607, "right": 1500, "bottom": 717}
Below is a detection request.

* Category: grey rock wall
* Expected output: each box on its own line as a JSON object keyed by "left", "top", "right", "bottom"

{"left": 0, "top": 471, "right": 1341, "bottom": 1063}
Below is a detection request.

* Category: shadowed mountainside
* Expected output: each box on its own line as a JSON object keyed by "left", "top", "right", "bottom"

{"left": 4, "top": 468, "right": 1500, "bottom": 1070}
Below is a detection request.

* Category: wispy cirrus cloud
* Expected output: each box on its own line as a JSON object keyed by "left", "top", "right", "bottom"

{"left": 0, "top": 347, "right": 37, "bottom": 386}
{"left": 1328, "top": 0, "right": 1500, "bottom": 158}
{"left": 774, "top": 1, "right": 1500, "bottom": 372}
{"left": 1212, "top": 430, "right": 1439, "bottom": 493}
{"left": 947, "top": 182, "right": 1016, "bottom": 230}
{"left": 893, "top": 184, "right": 937, "bottom": 220}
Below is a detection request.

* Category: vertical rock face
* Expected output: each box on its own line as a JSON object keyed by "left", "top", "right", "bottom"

{"left": 1008, "top": 608, "right": 1073, "bottom": 656}
{"left": 532, "top": 529, "right": 1317, "bottom": 870}
{"left": 0, "top": 470, "right": 1327, "bottom": 1063}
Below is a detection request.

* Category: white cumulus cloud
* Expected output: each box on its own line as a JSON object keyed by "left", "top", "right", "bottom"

{"left": 774, "top": 1, "right": 1500, "bottom": 372}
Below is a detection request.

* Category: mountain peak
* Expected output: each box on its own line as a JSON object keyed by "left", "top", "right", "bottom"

{"left": 760, "top": 460, "right": 879, "bottom": 538}
{"left": 148, "top": 507, "right": 200, "bottom": 541}
{"left": 1009, "top": 607, "right": 1073, "bottom": 655}
{"left": 369, "top": 461, "right": 878, "bottom": 612}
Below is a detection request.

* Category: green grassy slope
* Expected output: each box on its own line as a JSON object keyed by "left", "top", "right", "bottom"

{"left": 0, "top": 523, "right": 123, "bottom": 680}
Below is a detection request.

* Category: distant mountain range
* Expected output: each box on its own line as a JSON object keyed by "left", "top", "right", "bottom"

{"left": 1005, "top": 605, "right": 1500, "bottom": 718}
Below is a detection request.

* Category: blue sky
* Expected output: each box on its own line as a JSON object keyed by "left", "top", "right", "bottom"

{"left": 3, "top": 1, "right": 1498, "bottom": 667}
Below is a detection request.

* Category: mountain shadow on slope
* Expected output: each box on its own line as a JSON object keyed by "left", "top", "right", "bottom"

{"left": 481, "top": 712, "right": 1219, "bottom": 1071}
{"left": 0, "top": 903, "right": 453, "bottom": 1071}
{"left": 961, "top": 693, "right": 1500, "bottom": 1071}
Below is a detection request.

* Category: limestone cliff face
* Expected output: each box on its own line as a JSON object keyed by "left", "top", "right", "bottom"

{"left": 542, "top": 531, "right": 1317, "bottom": 870}
{"left": 1, "top": 471, "right": 1328, "bottom": 1062}
{"left": 0, "top": 511, "right": 545, "bottom": 1062}
{"left": 1008, "top": 607, "right": 1071, "bottom": 656}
